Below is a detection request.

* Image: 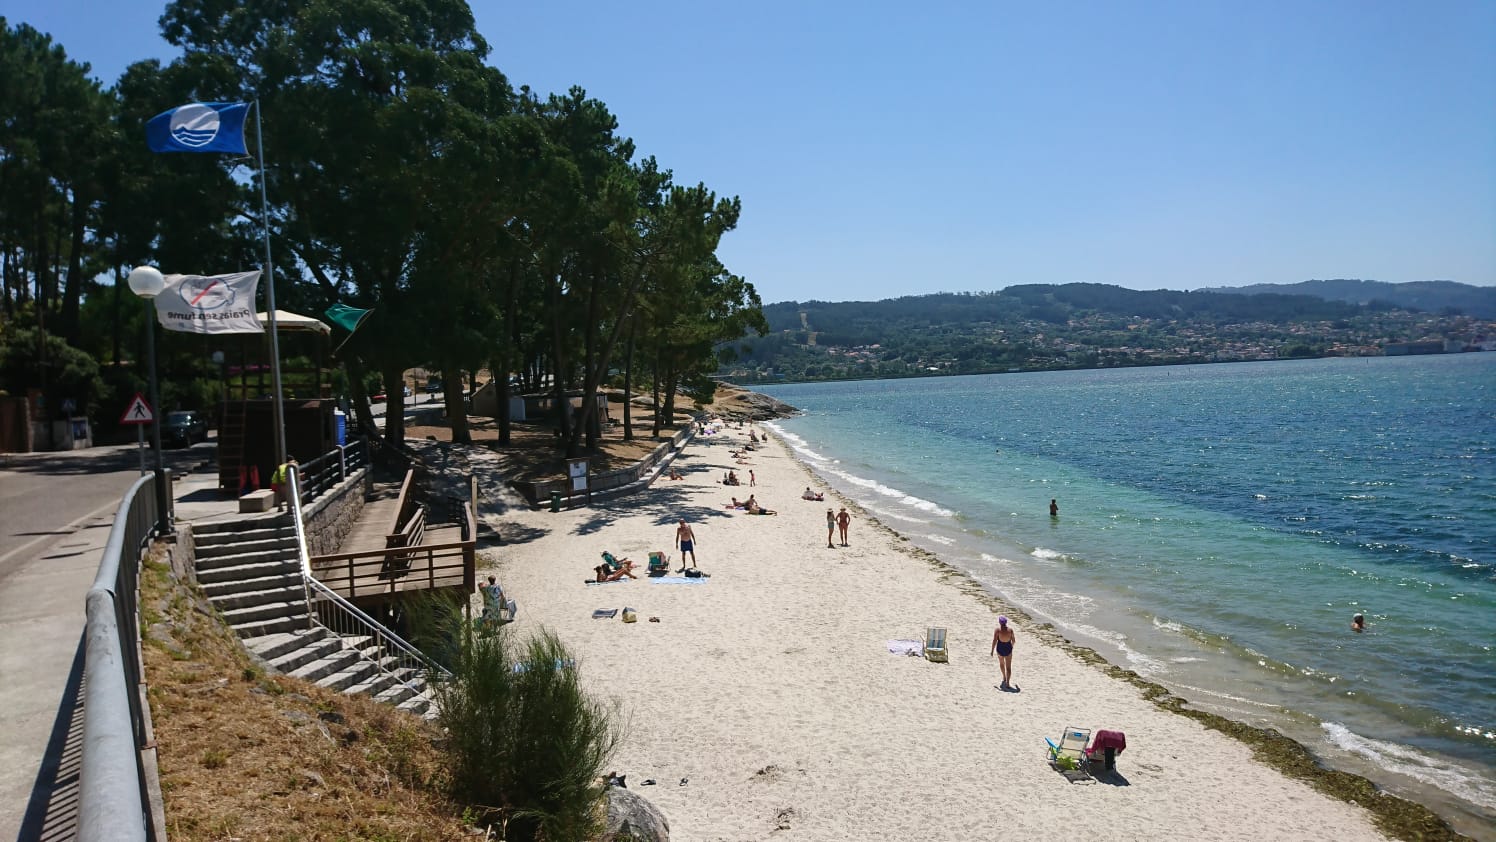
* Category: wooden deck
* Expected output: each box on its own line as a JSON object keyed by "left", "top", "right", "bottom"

{"left": 341, "top": 497, "right": 400, "bottom": 552}
{"left": 308, "top": 472, "right": 475, "bottom": 602}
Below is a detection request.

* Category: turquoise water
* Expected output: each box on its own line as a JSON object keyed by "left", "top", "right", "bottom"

{"left": 760, "top": 354, "right": 1496, "bottom": 833}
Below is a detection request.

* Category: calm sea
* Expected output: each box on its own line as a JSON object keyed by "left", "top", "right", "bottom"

{"left": 759, "top": 354, "right": 1496, "bottom": 835}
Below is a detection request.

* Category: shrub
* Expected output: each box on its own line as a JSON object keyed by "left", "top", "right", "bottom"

{"left": 421, "top": 610, "right": 623, "bottom": 842}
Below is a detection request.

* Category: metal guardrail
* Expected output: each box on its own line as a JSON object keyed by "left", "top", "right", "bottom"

{"left": 287, "top": 464, "right": 450, "bottom": 690}
{"left": 298, "top": 438, "right": 368, "bottom": 506}
{"left": 79, "top": 472, "right": 166, "bottom": 842}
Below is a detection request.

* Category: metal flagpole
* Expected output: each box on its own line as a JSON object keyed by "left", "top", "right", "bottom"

{"left": 254, "top": 99, "right": 288, "bottom": 468}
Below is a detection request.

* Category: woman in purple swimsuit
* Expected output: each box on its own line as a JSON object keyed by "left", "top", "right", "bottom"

{"left": 991, "top": 616, "right": 1017, "bottom": 689}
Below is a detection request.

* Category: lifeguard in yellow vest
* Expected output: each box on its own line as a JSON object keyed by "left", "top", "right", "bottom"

{"left": 270, "top": 456, "right": 297, "bottom": 510}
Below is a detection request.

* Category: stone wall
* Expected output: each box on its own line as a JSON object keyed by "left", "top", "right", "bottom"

{"left": 302, "top": 468, "right": 369, "bottom": 557}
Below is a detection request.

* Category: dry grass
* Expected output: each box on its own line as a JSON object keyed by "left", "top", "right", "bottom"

{"left": 141, "top": 555, "right": 478, "bottom": 842}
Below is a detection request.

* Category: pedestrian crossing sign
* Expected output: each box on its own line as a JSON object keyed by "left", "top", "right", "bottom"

{"left": 120, "top": 393, "right": 155, "bottom": 425}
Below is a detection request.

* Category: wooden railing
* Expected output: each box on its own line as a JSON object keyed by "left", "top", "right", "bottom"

{"left": 310, "top": 467, "right": 477, "bottom": 601}
{"left": 309, "top": 538, "right": 472, "bottom": 599}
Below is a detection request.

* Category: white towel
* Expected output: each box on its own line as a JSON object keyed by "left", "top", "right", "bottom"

{"left": 886, "top": 639, "right": 924, "bottom": 656}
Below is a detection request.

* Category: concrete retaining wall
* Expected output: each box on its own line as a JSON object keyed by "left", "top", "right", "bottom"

{"left": 301, "top": 468, "right": 369, "bottom": 557}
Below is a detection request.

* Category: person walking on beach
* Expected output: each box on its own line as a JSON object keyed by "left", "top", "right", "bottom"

{"left": 991, "top": 616, "right": 1017, "bottom": 690}
{"left": 1049, "top": 498, "right": 1059, "bottom": 517}
{"left": 675, "top": 519, "right": 698, "bottom": 569}
{"left": 750, "top": 469, "right": 756, "bottom": 487}
{"left": 836, "top": 507, "right": 851, "bottom": 546}
{"left": 826, "top": 509, "right": 836, "bottom": 548}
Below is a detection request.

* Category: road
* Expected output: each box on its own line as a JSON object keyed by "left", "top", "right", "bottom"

{"left": 0, "top": 441, "right": 213, "bottom": 569}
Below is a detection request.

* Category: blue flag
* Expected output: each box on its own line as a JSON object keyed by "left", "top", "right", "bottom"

{"left": 146, "top": 102, "right": 250, "bottom": 154}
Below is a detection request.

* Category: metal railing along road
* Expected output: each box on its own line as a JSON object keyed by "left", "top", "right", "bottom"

{"left": 79, "top": 472, "right": 168, "bottom": 842}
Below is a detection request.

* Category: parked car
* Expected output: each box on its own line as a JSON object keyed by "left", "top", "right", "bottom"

{"left": 425, "top": 379, "right": 443, "bottom": 393}
{"left": 163, "top": 410, "right": 208, "bottom": 447}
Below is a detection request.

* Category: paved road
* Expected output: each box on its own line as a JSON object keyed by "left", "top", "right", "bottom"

{"left": 0, "top": 440, "right": 213, "bottom": 840}
{"left": 0, "top": 441, "right": 213, "bottom": 567}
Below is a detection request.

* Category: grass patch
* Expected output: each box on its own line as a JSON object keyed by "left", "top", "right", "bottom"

{"left": 140, "top": 548, "right": 477, "bottom": 841}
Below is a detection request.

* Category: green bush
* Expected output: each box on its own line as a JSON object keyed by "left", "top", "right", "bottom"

{"left": 423, "top": 613, "right": 624, "bottom": 842}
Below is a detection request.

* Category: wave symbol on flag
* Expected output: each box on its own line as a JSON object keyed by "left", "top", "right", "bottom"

{"left": 169, "top": 104, "right": 221, "bottom": 148}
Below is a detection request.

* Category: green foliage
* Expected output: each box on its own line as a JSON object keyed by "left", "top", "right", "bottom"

{"left": 421, "top": 610, "right": 623, "bottom": 842}
{"left": 0, "top": 324, "right": 102, "bottom": 413}
{"left": 725, "top": 285, "right": 1485, "bottom": 383}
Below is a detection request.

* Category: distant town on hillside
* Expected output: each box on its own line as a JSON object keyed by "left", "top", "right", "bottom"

{"left": 718, "top": 280, "right": 1496, "bottom": 383}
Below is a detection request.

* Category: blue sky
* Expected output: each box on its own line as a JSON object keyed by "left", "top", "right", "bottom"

{"left": 10, "top": 0, "right": 1495, "bottom": 304}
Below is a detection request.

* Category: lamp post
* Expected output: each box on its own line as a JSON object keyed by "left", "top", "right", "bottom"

{"left": 128, "top": 265, "right": 172, "bottom": 536}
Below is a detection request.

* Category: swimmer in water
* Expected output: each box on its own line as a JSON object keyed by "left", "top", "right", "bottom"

{"left": 1351, "top": 613, "right": 1365, "bottom": 633}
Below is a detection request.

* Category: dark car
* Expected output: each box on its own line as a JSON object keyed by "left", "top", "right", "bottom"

{"left": 163, "top": 410, "right": 208, "bottom": 447}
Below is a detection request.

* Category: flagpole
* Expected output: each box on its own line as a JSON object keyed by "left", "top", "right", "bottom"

{"left": 254, "top": 99, "right": 288, "bottom": 468}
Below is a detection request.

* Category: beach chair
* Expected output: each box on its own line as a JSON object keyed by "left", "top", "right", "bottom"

{"left": 647, "top": 551, "right": 670, "bottom": 577}
{"left": 924, "top": 627, "right": 948, "bottom": 662}
{"left": 1046, "top": 726, "right": 1093, "bottom": 770}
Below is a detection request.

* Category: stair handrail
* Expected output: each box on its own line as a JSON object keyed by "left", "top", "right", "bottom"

{"left": 287, "top": 465, "right": 451, "bottom": 685}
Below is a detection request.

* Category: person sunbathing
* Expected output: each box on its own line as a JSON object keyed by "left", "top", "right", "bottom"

{"left": 725, "top": 497, "right": 745, "bottom": 509}
{"left": 594, "top": 557, "right": 638, "bottom": 581}
{"left": 801, "top": 487, "right": 824, "bottom": 501}
{"left": 744, "top": 495, "right": 778, "bottom": 516}
{"left": 667, "top": 466, "right": 684, "bottom": 480}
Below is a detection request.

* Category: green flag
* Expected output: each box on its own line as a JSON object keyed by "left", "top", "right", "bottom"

{"left": 325, "top": 303, "right": 373, "bottom": 353}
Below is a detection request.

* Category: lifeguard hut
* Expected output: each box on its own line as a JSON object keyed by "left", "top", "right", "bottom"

{"left": 217, "top": 310, "right": 339, "bottom": 495}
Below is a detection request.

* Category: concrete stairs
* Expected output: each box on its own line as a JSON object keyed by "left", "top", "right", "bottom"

{"left": 193, "top": 514, "right": 436, "bottom": 717}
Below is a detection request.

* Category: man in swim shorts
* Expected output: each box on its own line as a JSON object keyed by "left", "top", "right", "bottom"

{"left": 676, "top": 519, "right": 697, "bottom": 569}
{"left": 991, "top": 616, "right": 1017, "bottom": 689}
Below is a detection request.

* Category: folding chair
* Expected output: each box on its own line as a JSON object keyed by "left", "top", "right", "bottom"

{"left": 1046, "top": 726, "right": 1092, "bottom": 770}
{"left": 924, "top": 627, "right": 948, "bottom": 662}
{"left": 647, "top": 551, "right": 670, "bottom": 577}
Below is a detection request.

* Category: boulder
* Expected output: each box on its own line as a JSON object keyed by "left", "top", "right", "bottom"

{"left": 602, "top": 787, "right": 669, "bottom": 842}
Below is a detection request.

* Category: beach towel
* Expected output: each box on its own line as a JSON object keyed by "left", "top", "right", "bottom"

{"left": 652, "top": 576, "right": 710, "bottom": 584}
{"left": 586, "top": 579, "right": 631, "bottom": 585}
{"left": 513, "top": 658, "right": 576, "bottom": 674}
{"left": 592, "top": 608, "right": 619, "bottom": 619}
{"left": 886, "top": 639, "right": 924, "bottom": 656}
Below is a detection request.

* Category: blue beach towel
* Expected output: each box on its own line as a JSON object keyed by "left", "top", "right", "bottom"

{"left": 513, "top": 658, "right": 576, "bottom": 674}
{"left": 652, "top": 576, "right": 710, "bottom": 585}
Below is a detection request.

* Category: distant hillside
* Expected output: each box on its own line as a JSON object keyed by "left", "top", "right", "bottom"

{"left": 720, "top": 283, "right": 1491, "bottom": 383}
{"left": 1203, "top": 280, "right": 1496, "bottom": 319}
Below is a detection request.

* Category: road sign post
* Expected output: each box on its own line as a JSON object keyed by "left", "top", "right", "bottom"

{"left": 119, "top": 392, "right": 161, "bottom": 495}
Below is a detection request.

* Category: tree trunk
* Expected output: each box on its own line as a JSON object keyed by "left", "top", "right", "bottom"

{"left": 546, "top": 271, "right": 573, "bottom": 456}
{"left": 443, "top": 363, "right": 470, "bottom": 443}
{"left": 344, "top": 357, "right": 379, "bottom": 439}
{"left": 381, "top": 364, "right": 405, "bottom": 444}
{"left": 650, "top": 347, "right": 661, "bottom": 439}
{"left": 622, "top": 316, "right": 635, "bottom": 440}
{"left": 59, "top": 191, "right": 86, "bottom": 342}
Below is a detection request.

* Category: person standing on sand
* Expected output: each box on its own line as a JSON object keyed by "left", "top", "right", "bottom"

{"left": 991, "top": 616, "right": 1017, "bottom": 689}
{"left": 826, "top": 509, "right": 836, "bottom": 548}
{"left": 750, "top": 469, "right": 756, "bottom": 487}
{"left": 836, "top": 507, "right": 851, "bottom": 546}
{"left": 1049, "top": 498, "right": 1059, "bottom": 517}
{"left": 675, "top": 519, "right": 698, "bottom": 569}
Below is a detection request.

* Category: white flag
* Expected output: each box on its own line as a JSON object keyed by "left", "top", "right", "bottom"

{"left": 155, "top": 271, "right": 264, "bottom": 334}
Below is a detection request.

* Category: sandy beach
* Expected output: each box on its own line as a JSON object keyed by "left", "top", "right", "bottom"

{"left": 480, "top": 424, "right": 1390, "bottom": 841}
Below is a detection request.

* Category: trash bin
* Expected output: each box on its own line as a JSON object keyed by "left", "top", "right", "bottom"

{"left": 333, "top": 408, "right": 347, "bottom": 446}
{"left": 550, "top": 491, "right": 561, "bottom": 512}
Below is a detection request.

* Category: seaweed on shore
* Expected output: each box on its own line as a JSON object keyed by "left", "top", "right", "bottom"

{"left": 777, "top": 439, "right": 1469, "bottom": 842}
